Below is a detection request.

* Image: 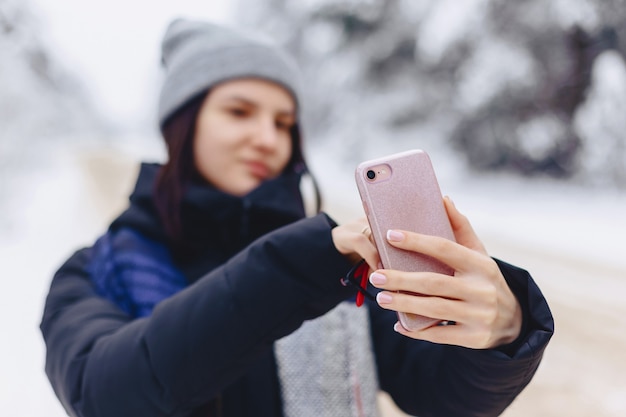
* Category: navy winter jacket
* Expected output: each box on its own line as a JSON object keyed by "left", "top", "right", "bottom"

{"left": 40, "top": 163, "right": 554, "bottom": 417}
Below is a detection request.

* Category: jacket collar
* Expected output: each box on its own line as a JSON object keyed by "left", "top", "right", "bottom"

{"left": 111, "top": 162, "right": 307, "bottom": 261}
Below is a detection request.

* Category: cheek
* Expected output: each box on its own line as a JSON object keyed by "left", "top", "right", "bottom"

{"left": 277, "top": 135, "right": 294, "bottom": 169}
{"left": 193, "top": 126, "right": 223, "bottom": 177}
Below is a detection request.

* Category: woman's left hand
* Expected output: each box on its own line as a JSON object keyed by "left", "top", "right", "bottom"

{"left": 369, "top": 197, "right": 522, "bottom": 349}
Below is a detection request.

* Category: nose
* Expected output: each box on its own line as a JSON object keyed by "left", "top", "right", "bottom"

{"left": 252, "top": 115, "right": 281, "bottom": 150}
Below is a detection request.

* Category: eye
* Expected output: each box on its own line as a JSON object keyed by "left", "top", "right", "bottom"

{"left": 227, "top": 107, "right": 250, "bottom": 118}
{"left": 275, "top": 118, "right": 294, "bottom": 132}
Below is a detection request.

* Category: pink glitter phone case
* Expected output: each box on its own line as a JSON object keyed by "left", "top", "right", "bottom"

{"left": 355, "top": 149, "right": 455, "bottom": 331}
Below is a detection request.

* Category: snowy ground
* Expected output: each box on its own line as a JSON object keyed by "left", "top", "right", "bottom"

{"left": 1, "top": 138, "right": 625, "bottom": 416}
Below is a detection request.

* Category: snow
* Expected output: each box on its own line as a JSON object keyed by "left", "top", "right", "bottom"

{"left": 417, "top": 0, "right": 488, "bottom": 64}
{"left": 27, "top": 0, "right": 236, "bottom": 131}
{"left": 551, "top": 0, "right": 600, "bottom": 31}
{"left": 455, "top": 38, "right": 537, "bottom": 112}
{"left": 574, "top": 50, "right": 626, "bottom": 185}
{"left": 1, "top": 1, "right": 625, "bottom": 416}
{"left": 0, "top": 145, "right": 88, "bottom": 417}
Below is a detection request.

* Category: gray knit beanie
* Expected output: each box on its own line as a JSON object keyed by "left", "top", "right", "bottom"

{"left": 158, "top": 18, "right": 303, "bottom": 127}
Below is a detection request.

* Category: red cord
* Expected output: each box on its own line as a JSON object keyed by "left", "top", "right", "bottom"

{"left": 355, "top": 262, "right": 369, "bottom": 307}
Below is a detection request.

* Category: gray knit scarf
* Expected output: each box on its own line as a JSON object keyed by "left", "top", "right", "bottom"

{"left": 275, "top": 302, "right": 381, "bottom": 417}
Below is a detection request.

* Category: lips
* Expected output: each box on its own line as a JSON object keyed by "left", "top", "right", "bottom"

{"left": 246, "top": 160, "right": 271, "bottom": 179}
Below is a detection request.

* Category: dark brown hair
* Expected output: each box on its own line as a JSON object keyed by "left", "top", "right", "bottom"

{"left": 154, "top": 90, "right": 319, "bottom": 245}
{"left": 154, "top": 93, "right": 205, "bottom": 244}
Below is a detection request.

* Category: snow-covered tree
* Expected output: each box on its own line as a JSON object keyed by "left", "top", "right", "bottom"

{"left": 0, "top": 0, "right": 101, "bottom": 230}
{"left": 574, "top": 50, "right": 626, "bottom": 185}
{"left": 1, "top": 0, "right": 99, "bottom": 138}
{"left": 236, "top": 0, "right": 626, "bottom": 186}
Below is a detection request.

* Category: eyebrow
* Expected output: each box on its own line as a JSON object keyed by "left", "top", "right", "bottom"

{"left": 223, "top": 95, "right": 295, "bottom": 118}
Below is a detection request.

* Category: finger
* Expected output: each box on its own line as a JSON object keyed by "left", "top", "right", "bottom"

{"left": 331, "top": 220, "right": 380, "bottom": 269}
{"left": 375, "top": 291, "right": 465, "bottom": 323}
{"left": 371, "top": 267, "right": 505, "bottom": 308}
{"left": 357, "top": 236, "right": 381, "bottom": 272}
{"left": 386, "top": 229, "right": 483, "bottom": 273}
{"left": 394, "top": 321, "right": 485, "bottom": 348}
{"left": 353, "top": 220, "right": 381, "bottom": 269}
{"left": 396, "top": 318, "right": 503, "bottom": 349}
{"left": 369, "top": 270, "right": 465, "bottom": 300}
{"left": 443, "top": 196, "right": 487, "bottom": 255}
{"left": 347, "top": 232, "right": 380, "bottom": 271}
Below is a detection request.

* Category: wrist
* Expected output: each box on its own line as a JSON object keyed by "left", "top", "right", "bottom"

{"left": 491, "top": 296, "right": 524, "bottom": 351}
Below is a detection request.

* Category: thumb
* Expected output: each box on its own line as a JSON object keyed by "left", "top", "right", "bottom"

{"left": 444, "top": 196, "right": 487, "bottom": 255}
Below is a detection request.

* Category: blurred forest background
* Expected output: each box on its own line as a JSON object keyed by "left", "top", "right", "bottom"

{"left": 1, "top": 0, "right": 626, "bottom": 416}
{"left": 2, "top": 0, "right": 626, "bottom": 197}
{"left": 236, "top": 0, "right": 626, "bottom": 187}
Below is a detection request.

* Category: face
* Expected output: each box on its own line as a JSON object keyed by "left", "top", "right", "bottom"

{"left": 193, "top": 78, "right": 296, "bottom": 196}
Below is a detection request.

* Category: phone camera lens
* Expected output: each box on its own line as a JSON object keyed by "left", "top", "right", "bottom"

{"left": 366, "top": 170, "right": 376, "bottom": 180}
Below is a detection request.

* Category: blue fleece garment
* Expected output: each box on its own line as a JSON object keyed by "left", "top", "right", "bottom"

{"left": 88, "top": 228, "right": 187, "bottom": 318}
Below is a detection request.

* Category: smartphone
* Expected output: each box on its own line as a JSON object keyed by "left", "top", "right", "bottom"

{"left": 355, "top": 149, "right": 455, "bottom": 331}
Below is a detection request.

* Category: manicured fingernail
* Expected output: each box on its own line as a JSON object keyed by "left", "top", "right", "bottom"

{"left": 445, "top": 195, "right": 455, "bottom": 207}
{"left": 386, "top": 230, "right": 404, "bottom": 242}
{"left": 393, "top": 322, "right": 403, "bottom": 333}
{"left": 369, "top": 272, "right": 387, "bottom": 285}
{"left": 376, "top": 292, "right": 393, "bottom": 304}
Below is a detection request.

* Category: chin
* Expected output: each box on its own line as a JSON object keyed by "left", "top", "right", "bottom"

{"left": 225, "top": 180, "right": 261, "bottom": 197}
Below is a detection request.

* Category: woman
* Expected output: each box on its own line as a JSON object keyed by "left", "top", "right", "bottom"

{"left": 40, "top": 19, "right": 553, "bottom": 417}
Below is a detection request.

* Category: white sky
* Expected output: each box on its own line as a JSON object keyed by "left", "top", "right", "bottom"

{"left": 29, "top": 0, "right": 235, "bottom": 130}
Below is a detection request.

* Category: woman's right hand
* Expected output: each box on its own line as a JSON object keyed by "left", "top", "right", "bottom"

{"left": 331, "top": 217, "right": 380, "bottom": 271}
